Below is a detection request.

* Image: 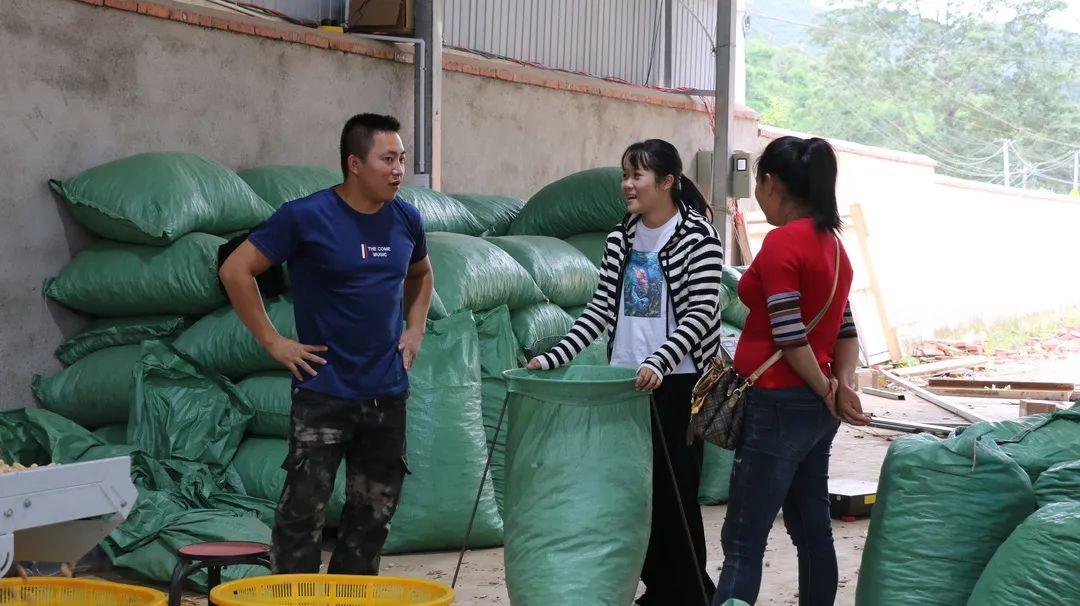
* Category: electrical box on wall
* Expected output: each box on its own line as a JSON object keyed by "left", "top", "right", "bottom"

{"left": 731, "top": 150, "right": 752, "bottom": 199}
{"left": 348, "top": 0, "right": 414, "bottom": 34}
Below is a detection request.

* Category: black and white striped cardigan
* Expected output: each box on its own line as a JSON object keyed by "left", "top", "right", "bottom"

{"left": 536, "top": 202, "right": 725, "bottom": 378}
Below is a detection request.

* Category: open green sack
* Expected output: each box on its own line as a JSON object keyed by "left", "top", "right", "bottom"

{"left": 486, "top": 236, "right": 599, "bottom": 307}
{"left": 55, "top": 315, "right": 190, "bottom": 366}
{"left": 1032, "top": 459, "right": 1080, "bottom": 507}
{"left": 236, "top": 165, "right": 340, "bottom": 210}
{"left": 563, "top": 232, "right": 609, "bottom": 268}
{"left": 699, "top": 443, "right": 736, "bottom": 505}
{"left": 237, "top": 372, "right": 292, "bottom": 438}
{"left": 129, "top": 341, "right": 253, "bottom": 468}
{"left": 427, "top": 233, "right": 546, "bottom": 313}
{"left": 508, "top": 167, "right": 626, "bottom": 238}
{"left": 966, "top": 501, "right": 1080, "bottom": 605}
{"left": 511, "top": 303, "right": 573, "bottom": 359}
{"left": 173, "top": 295, "right": 295, "bottom": 378}
{"left": 31, "top": 344, "right": 142, "bottom": 427}
{"left": 855, "top": 432, "right": 1035, "bottom": 606}
{"left": 44, "top": 233, "right": 227, "bottom": 317}
{"left": 503, "top": 366, "right": 652, "bottom": 606}
{"left": 475, "top": 307, "right": 523, "bottom": 517}
{"left": 449, "top": 193, "right": 525, "bottom": 237}
{"left": 398, "top": 186, "right": 484, "bottom": 235}
{"left": 49, "top": 152, "right": 272, "bottom": 245}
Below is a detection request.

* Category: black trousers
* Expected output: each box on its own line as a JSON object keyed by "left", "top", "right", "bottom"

{"left": 271, "top": 388, "right": 409, "bottom": 575}
{"left": 640, "top": 373, "right": 716, "bottom": 606}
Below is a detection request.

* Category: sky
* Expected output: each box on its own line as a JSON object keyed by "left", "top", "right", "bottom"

{"left": 809, "top": 0, "right": 1080, "bottom": 33}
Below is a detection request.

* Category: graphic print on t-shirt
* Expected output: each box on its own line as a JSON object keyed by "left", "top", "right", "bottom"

{"left": 623, "top": 250, "right": 664, "bottom": 318}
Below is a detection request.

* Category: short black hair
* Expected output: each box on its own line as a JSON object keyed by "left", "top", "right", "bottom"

{"left": 340, "top": 113, "right": 401, "bottom": 176}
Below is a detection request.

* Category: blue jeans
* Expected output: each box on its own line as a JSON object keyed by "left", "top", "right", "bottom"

{"left": 712, "top": 386, "right": 841, "bottom": 606}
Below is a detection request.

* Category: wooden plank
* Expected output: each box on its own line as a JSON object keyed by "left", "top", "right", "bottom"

{"left": 927, "top": 379, "right": 1076, "bottom": 391}
{"left": 880, "top": 369, "right": 993, "bottom": 424}
{"left": 891, "top": 356, "right": 992, "bottom": 377}
{"left": 1019, "top": 400, "right": 1066, "bottom": 416}
{"left": 849, "top": 203, "right": 902, "bottom": 362}
{"left": 861, "top": 387, "right": 905, "bottom": 400}
{"left": 929, "top": 387, "right": 1073, "bottom": 401}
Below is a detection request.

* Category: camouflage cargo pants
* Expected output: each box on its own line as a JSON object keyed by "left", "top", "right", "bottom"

{"left": 271, "top": 387, "right": 409, "bottom": 575}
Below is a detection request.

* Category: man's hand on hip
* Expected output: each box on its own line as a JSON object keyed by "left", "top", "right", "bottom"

{"left": 266, "top": 336, "right": 328, "bottom": 381}
{"left": 399, "top": 327, "right": 424, "bottom": 371}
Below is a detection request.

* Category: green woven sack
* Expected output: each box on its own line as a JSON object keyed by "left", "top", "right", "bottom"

{"left": 959, "top": 408, "right": 1080, "bottom": 483}
{"left": 398, "top": 186, "right": 484, "bottom": 235}
{"left": 508, "top": 167, "right": 626, "bottom": 238}
{"left": 427, "top": 233, "right": 546, "bottom": 312}
{"left": 49, "top": 152, "right": 272, "bottom": 245}
{"left": 511, "top": 303, "right": 573, "bottom": 359}
{"left": 236, "top": 165, "right": 340, "bottom": 210}
{"left": 563, "top": 232, "right": 609, "bottom": 268}
{"left": 237, "top": 372, "right": 292, "bottom": 439}
{"left": 172, "top": 295, "right": 296, "bottom": 379}
{"left": 55, "top": 316, "right": 190, "bottom": 365}
{"left": 449, "top": 193, "right": 526, "bottom": 237}
{"left": 699, "top": 443, "right": 735, "bottom": 505}
{"left": 503, "top": 366, "right": 652, "bottom": 606}
{"left": 486, "top": 236, "right": 599, "bottom": 307}
{"left": 966, "top": 501, "right": 1080, "bottom": 605}
{"left": 31, "top": 344, "right": 143, "bottom": 428}
{"left": 44, "top": 233, "right": 227, "bottom": 317}
{"left": 1033, "top": 460, "right": 1080, "bottom": 507}
{"left": 93, "top": 423, "right": 130, "bottom": 445}
{"left": 474, "top": 306, "right": 523, "bottom": 517}
{"left": 855, "top": 432, "right": 1035, "bottom": 605}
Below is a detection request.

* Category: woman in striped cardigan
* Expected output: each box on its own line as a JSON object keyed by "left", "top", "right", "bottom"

{"left": 528, "top": 139, "right": 725, "bottom": 605}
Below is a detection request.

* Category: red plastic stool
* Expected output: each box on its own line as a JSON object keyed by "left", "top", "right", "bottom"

{"left": 168, "top": 541, "right": 271, "bottom": 606}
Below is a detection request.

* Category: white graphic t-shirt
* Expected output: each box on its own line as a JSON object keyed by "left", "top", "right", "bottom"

{"left": 610, "top": 213, "right": 696, "bottom": 374}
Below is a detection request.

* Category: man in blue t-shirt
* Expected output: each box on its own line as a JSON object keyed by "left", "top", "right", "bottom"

{"left": 219, "top": 113, "right": 434, "bottom": 575}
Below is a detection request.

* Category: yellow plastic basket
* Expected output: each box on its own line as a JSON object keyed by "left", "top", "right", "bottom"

{"left": 0, "top": 577, "right": 166, "bottom": 606}
{"left": 209, "top": 574, "right": 454, "bottom": 606}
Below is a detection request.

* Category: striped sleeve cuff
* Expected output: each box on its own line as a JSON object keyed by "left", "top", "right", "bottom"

{"left": 838, "top": 302, "right": 858, "bottom": 339}
{"left": 768, "top": 291, "right": 808, "bottom": 349}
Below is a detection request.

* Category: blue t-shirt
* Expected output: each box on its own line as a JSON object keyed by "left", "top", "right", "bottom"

{"left": 249, "top": 188, "right": 427, "bottom": 399}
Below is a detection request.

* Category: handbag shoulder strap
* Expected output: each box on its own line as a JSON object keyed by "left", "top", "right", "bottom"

{"left": 743, "top": 237, "right": 841, "bottom": 385}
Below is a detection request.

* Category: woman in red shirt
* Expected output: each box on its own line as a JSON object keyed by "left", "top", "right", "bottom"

{"left": 712, "top": 136, "right": 870, "bottom": 606}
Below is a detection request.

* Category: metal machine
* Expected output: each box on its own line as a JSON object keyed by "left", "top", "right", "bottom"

{"left": 0, "top": 457, "right": 138, "bottom": 578}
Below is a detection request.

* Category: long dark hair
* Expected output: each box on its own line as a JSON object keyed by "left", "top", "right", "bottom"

{"left": 622, "top": 139, "right": 711, "bottom": 219}
{"left": 756, "top": 136, "right": 841, "bottom": 233}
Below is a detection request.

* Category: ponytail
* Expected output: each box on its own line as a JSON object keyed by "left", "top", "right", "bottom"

{"left": 802, "top": 138, "right": 841, "bottom": 233}
{"left": 677, "top": 174, "right": 712, "bottom": 220}
{"left": 757, "top": 135, "right": 843, "bottom": 233}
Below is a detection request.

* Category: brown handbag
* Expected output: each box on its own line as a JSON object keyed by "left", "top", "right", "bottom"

{"left": 688, "top": 238, "right": 841, "bottom": 449}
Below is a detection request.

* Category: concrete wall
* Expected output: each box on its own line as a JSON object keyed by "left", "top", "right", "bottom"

{"left": 0, "top": 0, "right": 746, "bottom": 408}
{"left": 746, "top": 126, "right": 1080, "bottom": 347}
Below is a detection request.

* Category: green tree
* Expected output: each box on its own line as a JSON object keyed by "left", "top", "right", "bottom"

{"left": 747, "top": 0, "right": 1080, "bottom": 192}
